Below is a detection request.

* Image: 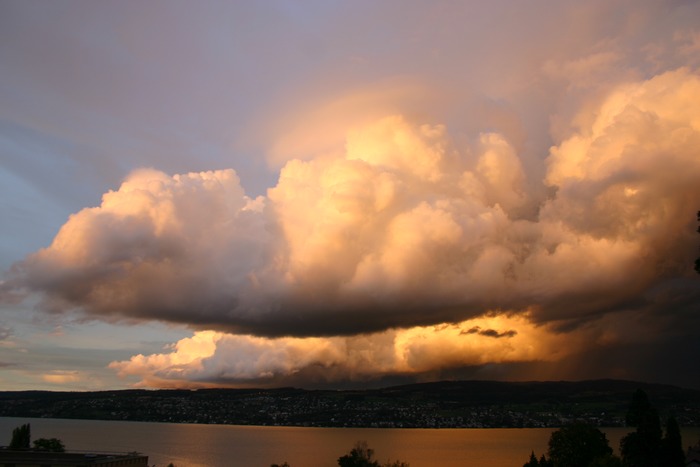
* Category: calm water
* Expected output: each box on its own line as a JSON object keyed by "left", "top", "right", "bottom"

{"left": 1, "top": 417, "right": 699, "bottom": 467}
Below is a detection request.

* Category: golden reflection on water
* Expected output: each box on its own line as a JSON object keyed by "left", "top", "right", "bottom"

{"left": 1, "top": 417, "right": 699, "bottom": 467}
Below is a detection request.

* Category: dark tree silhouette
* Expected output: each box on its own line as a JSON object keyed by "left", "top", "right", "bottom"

{"left": 539, "top": 454, "right": 553, "bottom": 467}
{"left": 523, "top": 450, "right": 539, "bottom": 467}
{"left": 659, "top": 416, "right": 684, "bottom": 467}
{"left": 620, "top": 414, "right": 661, "bottom": 466}
{"left": 338, "top": 441, "right": 379, "bottom": 467}
{"left": 625, "top": 389, "right": 653, "bottom": 427}
{"left": 588, "top": 455, "right": 623, "bottom": 467}
{"left": 523, "top": 451, "right": 554, "bottom": 467}
{"left": 547, "top": 423, "right": 613, "bottom": 467}
{"left": 337, "top": 441, "right": 409, "bottom": 467}
{"left": 519, "top": 390, "right": 687, "bottom": 467}
{"left": 9, "top": 423, "right": 31, "bottom": 450}
{"left": 521, "top": 424, "right": 616, "bottom": 467}
{"left": 33, "top": 437, "right": 65, "bottom": 452}
{"left": 621, "top": 390, "right": 662, "bottom": 466}
{"left": 619, "top": 389, "right": 684, "bottom": 467}
{"left": 695, "top": 210, "right": 700, "bottom": 274}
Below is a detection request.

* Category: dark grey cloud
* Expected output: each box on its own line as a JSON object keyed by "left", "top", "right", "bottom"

{"left": 461, "top": 327, "right": 518, "bottom": 339}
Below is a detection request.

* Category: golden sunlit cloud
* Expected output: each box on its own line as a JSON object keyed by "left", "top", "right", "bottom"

{"left": 3, "top": 62, "right": 700, "bottom": 387}
{"left": 41, "top": 370, "right": 83, "bottom": 384}
{"left": 260, "top": 80, "right": 431, "bottom": 167}
{"left": 109, "top": 314, "right": 587, "bottom": 388}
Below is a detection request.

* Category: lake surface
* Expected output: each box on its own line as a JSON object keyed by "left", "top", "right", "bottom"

{"left": 2, "top": 417, "right": 699, "bottom": 467}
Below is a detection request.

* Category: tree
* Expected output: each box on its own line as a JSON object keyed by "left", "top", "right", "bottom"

{"left": 523, "top": 450, "right": 540, "bottom": 467}
{"left": 521, "top": 452, "right": 553, "bottom": 467}
{"left": 588, "top": 454, "right": 623, "bottom": 467}
{"left": 621, "top": 390, "right": 662, "bottom": 466}
{"left": 337, "top": 441, "right": 409, "bottom": 467}
{"left": 659, "top": 416, "right": 684, "bottom": 467}
{"left": 338, "top": 441, "right": 380, "bottom": 467}
{"left": 625, "top": 389, "right": 652, "bottom": 427}
{"left": 33, "top": 437, "right": 65, "bottom": 452}
{"left": 9, "top": 423, "right": 31, "bottom": 450}
{"left": 547, "top": 422, "right": 613, "bottom": 467}
{"left": 696, "top": 210, "right": 700, "bottom": 274}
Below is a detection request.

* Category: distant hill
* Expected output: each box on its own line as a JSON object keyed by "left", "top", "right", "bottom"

{"left": 1, "top": 380, "right": 698, "bottom": 428}
{"left": 379, "top": 379, "right": 700, "bottom": 406}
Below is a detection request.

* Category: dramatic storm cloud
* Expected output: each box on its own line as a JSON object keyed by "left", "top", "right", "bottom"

{"left": 8, "top": 69, "right": 700, "bottom": 340}
{"left": 2, "top": 0, "right": 699, "bottom": 389}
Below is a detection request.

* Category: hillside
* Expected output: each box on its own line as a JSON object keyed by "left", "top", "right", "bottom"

{"left": 1, "top": 380, "right": 698, "bottom": 428}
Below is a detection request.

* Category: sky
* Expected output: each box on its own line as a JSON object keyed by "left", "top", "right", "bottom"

{"left": 1, "top": 0, "right": 699, "bottom": 391}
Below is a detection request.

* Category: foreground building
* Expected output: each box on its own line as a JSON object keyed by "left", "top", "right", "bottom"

{"left": 0, "top": 450, "right": 148, "bottom": 467}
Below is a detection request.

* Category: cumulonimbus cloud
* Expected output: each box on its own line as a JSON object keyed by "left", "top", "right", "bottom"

{"left": 4, "top": 69, "right": 700, "bottom": 341}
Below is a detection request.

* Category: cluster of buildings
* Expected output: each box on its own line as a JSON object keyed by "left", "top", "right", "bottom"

{"left": 0, "top": 390, "right": 641, "bottom": 428}
{"left": 1, "top": 382, "right": 698, "bottom": 429}
{"left": 0, "top": 450, "right": 148, "bottom": 467}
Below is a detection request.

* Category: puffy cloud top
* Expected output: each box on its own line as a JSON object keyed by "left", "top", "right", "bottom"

{"left": 7, "top": 70, "right": 700, "bottom": 340}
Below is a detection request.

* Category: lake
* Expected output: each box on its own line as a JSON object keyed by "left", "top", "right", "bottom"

{"left": 1, "top": 417, "right": 699, "bottom": 467}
